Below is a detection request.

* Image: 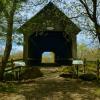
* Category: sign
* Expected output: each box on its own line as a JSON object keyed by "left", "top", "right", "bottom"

{"left": 14, "top": 61, "right": 25, "bottom": 67}
{"left": 72, "top": 60, "right": 83, "bottom": 65}
{"left": 47, "top": 27, "right": 54, "bottom": 30}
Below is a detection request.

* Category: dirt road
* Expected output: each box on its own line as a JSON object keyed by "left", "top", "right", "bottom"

{"left": 0, "top": 68, "right": 100, "bottom": 100}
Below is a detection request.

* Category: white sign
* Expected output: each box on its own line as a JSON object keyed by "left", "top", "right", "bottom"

{"left": 47, "top": 27, "right": 54, "bottom": 30}
{"left": 14, "top": 61, "right": 25, "bottom": 67}
{"left": 72, "top": 60, "right": 83, "bottom": 65}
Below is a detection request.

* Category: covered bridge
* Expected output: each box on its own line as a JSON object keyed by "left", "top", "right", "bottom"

{"left": 18, "top": 2, "right": 80, "bottom": 66}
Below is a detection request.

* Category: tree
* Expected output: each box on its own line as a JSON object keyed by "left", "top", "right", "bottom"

{"left": 77, "top": 43, "right": 88, "bottom": 59}
{"left": 0, "top": 0, "right": 47, "bottom": 81}
{"left": 77, "top": 43, "right": 100, "bottom": 60}
{"left": 55, "top": 0, "right": 100, "bottom": 44}
{"left": 0, "top": 0, "right": 27, "bottom": 81}
{"left": 78, "top": 0, "right": 100, "bottom": 43}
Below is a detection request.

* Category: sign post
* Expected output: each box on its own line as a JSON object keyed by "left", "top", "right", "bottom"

{"left": 72, "top": 60, "right": 83, "bottom": 79}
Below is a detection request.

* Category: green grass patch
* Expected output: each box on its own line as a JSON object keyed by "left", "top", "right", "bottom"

{"left": 0, "top": 83, "right": 17, "bottom": 93}
{"left": 95, "top": 88, "right": 100, "bottom": 97}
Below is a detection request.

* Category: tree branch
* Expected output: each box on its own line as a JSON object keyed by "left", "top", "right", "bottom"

{"left": 92, "top": 0, "right": 97, "bottom": 24}
{"left": 79, "top": 0, "right": 93, "bottom": 21}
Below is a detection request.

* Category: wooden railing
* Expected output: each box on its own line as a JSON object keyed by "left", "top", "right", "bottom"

{"left": 0, "top": 58, "right": 25, "bottom": 80}
{"left": 81, "top": 59, "right": 100, "bottom": 80}
{"left": 0, "top": 58, "right": 100, "bottom": 81}
{"left": 4, "top": 66, "right": 24, "bottom": 80}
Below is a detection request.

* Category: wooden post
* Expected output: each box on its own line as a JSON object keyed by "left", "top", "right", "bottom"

{"left": 11, "top": 59, "right": 15, "bottom": 80}
{"left": 76, "top": 65, "right": 79, "bottom": 79}
{"left": 18, "top": 66, "right": 21, "bottom": 80}
{"left": 72, "top": 34, "right": 77, "bottom": 59}
{"left": 23, "top": 33, "right": 28, "bottom": 64}
{"left": 83, "top": 58, "right": 86, "bottom": 74}
{"left": 97, "top": 59, "right": 100, "bottom": 80}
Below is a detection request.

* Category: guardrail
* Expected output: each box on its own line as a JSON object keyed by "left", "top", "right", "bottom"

{"left": 0, "top": 59, "right": 25, "bottom": 80}
{"left": 4, "top": 65, "right": 24, "bottom": 80}
{"left": 82, "top": 59, "right": 100, "bottom": 80}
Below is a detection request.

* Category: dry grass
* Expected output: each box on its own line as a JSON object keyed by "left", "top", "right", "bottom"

{"left": 10, "top": 51, "right": 23, "bottom": 60}
{"left": 0, "top": 51, "right": 23, "bottom": 62}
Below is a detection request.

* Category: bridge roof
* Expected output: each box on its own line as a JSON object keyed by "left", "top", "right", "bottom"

{"left": 18, "top": 2, "right": 80, "bottom": 35}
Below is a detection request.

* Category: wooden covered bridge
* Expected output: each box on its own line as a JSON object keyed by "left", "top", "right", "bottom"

{"left": 18, "top": 2, "right": 80, "bottom": 66}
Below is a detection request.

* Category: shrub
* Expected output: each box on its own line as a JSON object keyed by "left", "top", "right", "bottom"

{"left": 79, "top": 73, "right": 97, "bottom": 81}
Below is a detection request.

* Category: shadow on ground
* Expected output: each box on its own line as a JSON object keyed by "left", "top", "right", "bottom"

{"left": 0, "top": 67, "right": 100, "bottom": 100}
{"left": 19, "top": 76, "right": 100, "bottom": 100}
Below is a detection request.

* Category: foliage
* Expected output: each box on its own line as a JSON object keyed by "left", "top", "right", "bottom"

{"left": 0, "top": 0, "right": 28, "bottom": 81}
{"left": 56, "top": 0, "right": 100, "bottom": 43}
{"left": 77, "top": 43, "right": 100, "bottom": 60}
{"left": 79, "top": 73, "right": 97, "bottom": 81}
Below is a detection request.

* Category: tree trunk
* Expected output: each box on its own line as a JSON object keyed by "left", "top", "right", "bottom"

{"left": 0, "top": 17, "right": 13, "bottom": 81}
{"left": 97, "top": 34, "right": 100, "bottom": 44}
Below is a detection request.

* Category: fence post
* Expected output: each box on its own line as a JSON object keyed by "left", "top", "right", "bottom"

{"left": 11, "top": 59, "right": 15, "bottom": 80}
{"left": 97, "top": 59, "right": 100, "bottom": 80}
{"left": 18, "top": 66, "right": 21, "bottom": 80}
{"left": 83, "top": 58, "right": 86, "bottom": 74}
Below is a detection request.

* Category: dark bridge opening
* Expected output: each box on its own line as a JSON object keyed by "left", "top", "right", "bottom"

{"left": 27, "top": 31, "right": 72, "bottom": 66}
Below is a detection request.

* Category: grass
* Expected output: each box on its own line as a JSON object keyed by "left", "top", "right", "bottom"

{"left": 10, "top": 51, "right": 23, "bottom": 60}
{"left": 0, "top": 51, "right": 23, "bottom": 62}
{"left": 0, "top": 82, "right": 18, "bottom": 93}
